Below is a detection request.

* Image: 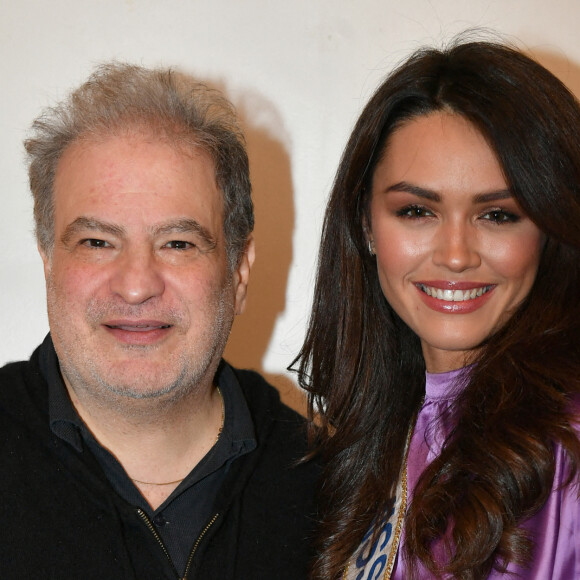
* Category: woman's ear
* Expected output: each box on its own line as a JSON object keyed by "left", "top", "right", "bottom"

{"left": 362, "top": 219, "right": 375, "bottom": 256}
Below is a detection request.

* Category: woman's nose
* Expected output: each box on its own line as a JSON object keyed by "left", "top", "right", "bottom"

{"left": 431, "top": 220, "right": 481, "bottom": 272}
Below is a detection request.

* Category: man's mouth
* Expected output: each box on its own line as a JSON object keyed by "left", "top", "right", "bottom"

{"left": 417, "top": 284, "right": 494, "bottom": 302}
{"left": 105, "top": 324, "right": 172, "bottom": 331}
{"left": 102, "top": 320, "right": 174, "bottom": 346}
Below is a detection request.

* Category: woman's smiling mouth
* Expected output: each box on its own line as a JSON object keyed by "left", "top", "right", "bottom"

{"left": 417, "top": 284, "right": 494, "bottom": 302}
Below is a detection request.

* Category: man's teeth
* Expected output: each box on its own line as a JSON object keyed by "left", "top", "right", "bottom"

{"left": 419, "top": 285, "right": 492, "bottom": 302}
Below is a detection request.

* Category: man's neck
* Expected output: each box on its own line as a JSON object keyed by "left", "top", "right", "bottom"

{"left": 65, "top": 379, "right": 225, "bottom": 509}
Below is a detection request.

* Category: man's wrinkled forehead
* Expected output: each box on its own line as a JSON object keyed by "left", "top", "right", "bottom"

{"left": 52, "top": 126, "right": 223, "bottom": 214}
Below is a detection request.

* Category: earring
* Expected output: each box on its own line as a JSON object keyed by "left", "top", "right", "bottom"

{"left": 368, "top": 240, "right": 375, "bottom": 256}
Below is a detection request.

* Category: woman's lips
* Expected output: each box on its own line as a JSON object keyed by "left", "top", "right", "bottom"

{"left": 415, "top": 282, "right": 496, "bottom": 313}
{"left": 417, "top": 283, "right": 494, "bottom": 302}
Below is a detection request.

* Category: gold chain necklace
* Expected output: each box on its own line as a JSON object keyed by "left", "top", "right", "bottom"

{"left": 130, "top": 386, "right": 224, "bottom": 487}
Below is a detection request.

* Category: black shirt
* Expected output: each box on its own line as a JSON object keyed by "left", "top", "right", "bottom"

{"left": 39, "top": 337, "right": 256, "bottom": 575}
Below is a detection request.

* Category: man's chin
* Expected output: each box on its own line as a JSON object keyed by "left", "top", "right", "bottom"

{"left": 57, "top": 334, "right": 223, "bottom": 407}
{"left": 88, "top": 361, "right": 189, "bottom": 399}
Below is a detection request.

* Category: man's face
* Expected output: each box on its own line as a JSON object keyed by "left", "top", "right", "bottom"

{"left": 41, "top": 133, "right": 253, "bottom": 405}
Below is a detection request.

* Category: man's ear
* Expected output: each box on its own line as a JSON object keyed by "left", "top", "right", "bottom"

{"left": 38, "top": 243, "right": 52, "bottom": 279}
{"left": 233, "top": 236, "right": 255, "bottom": 316}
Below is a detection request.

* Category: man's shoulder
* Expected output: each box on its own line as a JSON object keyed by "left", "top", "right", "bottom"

{"left": 0, "top": 343, "right": 43, "bottom": 380}
{"left": 205, "top": 365, "right": 319, "bottom": 578}
{"left": 224, "top": 363, "right": 318, "bottom": 477}
{"left": 0, "top": 354, "right": 35, "bottom": 379}
{"left": 0, "top": 345, "right": 47, "bottom": 421}
{"left": 227, "top": 364, "right": 307, "bottom": 428}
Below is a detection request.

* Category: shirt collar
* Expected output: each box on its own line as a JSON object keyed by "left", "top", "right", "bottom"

{"left": 39, "top": 333, "right": 257, "bottom": 455}
{"left": 215, "top": 361, "right": 256, "bottom": 455}
{"left": 39, "top": 334, "right": 85, "bottom": 451}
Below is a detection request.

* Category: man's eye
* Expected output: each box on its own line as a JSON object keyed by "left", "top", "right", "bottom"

{"left": 481, "top": 209, "right": 521, "bottom": 224}
{"left": 396, "top": 205, "right": 434, "bottom": 219}
{"left": 81, "top": 239, "right": 111, "bottom": 248}
{"left": 164, "top": 240, "right": 194, "bottom": 250}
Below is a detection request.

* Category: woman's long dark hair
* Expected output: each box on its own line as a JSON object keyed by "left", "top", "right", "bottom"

{"left": 293, "top": 39, "right": 580, "bottom": 579}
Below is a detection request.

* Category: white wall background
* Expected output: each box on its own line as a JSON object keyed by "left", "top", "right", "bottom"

{"left": 2, "top": 0, "right": 580, "bottom": 410}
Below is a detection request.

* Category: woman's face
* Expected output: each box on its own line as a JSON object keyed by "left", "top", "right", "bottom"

{"left": 368, "top": 112, "right": 544, "bottom": 372}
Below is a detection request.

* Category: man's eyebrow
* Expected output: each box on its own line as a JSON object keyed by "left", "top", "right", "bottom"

{"left": 383, "top": 182, "right": 513, "bottom": 204}
{"left": 60, "top": 216, "right": 218, "bottom": 250}
{"left": 61, "top": 217, "right": 126, "bottom": 245}
{"left": 152, "top": 219, "right": 217, "bottom": 249}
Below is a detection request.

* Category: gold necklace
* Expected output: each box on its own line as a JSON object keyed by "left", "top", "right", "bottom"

{"left": 131, "top": 476, "right": 186, "bottom": 486}
{"left": 383, "top": 430, "right": 411, "bottom": 578}
{"left": 130, "top": 386, "right": 224, "bottom": 487}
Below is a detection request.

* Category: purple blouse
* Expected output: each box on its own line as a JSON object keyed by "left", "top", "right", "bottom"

{"left": 392, "top": 368, "right": 580, "bottom": 579}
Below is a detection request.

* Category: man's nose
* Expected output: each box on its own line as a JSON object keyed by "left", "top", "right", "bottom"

{"left": 109, "top": 248, "right": 165, "bottom": 304}
{"left": 431, "top": 219, "right": 481, "bottom": 272}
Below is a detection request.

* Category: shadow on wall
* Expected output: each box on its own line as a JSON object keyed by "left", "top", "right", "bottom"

{"left": 220, "top": 91, "right": 307, "bottom": 416}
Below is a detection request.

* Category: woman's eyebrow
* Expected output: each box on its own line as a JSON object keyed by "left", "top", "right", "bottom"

{"left": 383, "top": 182, "right": 512, "bottom": 204}
{"left": 383, "top": 182, "right": 441, "bottom": 201}
{"left": 472, "top": 189, "right": 512, "bottom": 203}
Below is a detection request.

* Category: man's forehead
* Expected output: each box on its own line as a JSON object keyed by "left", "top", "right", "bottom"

{"left": 52, "top": 132, "right": 225, "bottom": 232}
{"left": 62, "top": 127, "right": 217, "bottom": 170}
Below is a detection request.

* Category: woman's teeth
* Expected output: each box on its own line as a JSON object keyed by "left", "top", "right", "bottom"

{"left": 418, "top": 284, "right": 492, "bottom": 302}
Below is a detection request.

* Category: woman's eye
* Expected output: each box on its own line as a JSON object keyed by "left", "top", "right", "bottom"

{"left": 164, "top": 240, "right": 194, "bottom": 250}
{"left": 81, "top": 238, "right": 111, "bottom": 248}
{"left": 481, "top": 209, "right": 520, "bottom": 224}
{"left": 396, "top": 205, "right": 433, "bottom": 219}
